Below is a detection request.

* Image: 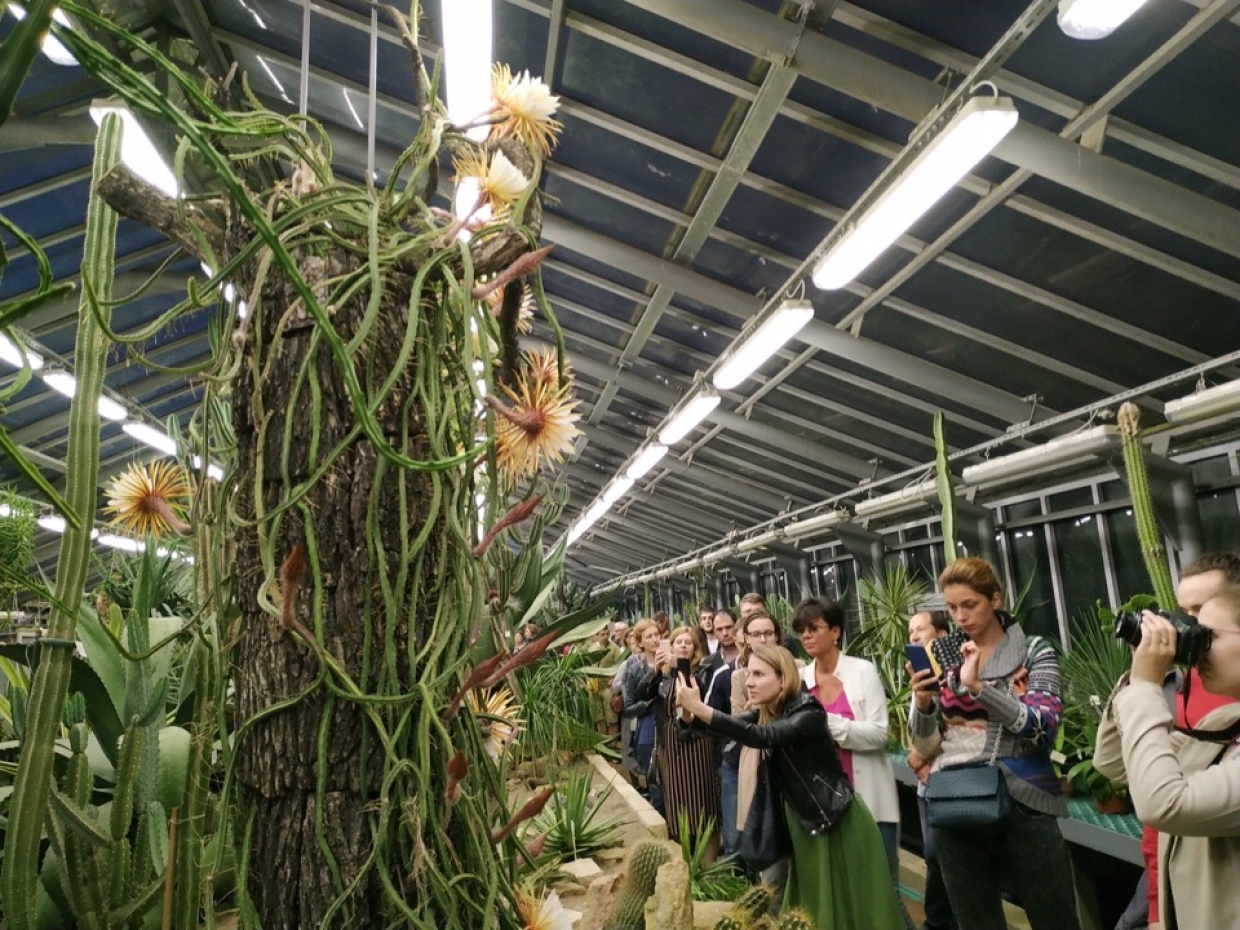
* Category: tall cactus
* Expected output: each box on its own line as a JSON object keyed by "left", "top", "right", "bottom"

{"left": 0, "top": 112, "right": 121, "bottom": 930}
{"left": 933, "top": 412, "right": 958, "bottom": 565}
{"left": 1118, "top": 403, "right": 1177, "bottom": 608}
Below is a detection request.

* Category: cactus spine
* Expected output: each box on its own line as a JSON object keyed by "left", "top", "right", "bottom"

{"left": 713, "top": 916, "right": 752, "bottom": 930}
{"left": 0, "top": 110, "right": 121, "bottom": 930}
{"left": 776, "top": 909, "right": 816, "bottom": 930}
{"left": 1118, "top": 403, "right": 1177, "bottom": 608}
{"left": 604, "top": 840, "right": 671, "bottom": 930}
{"left": 730, "top": 883, "right": 775, "bottom": 922}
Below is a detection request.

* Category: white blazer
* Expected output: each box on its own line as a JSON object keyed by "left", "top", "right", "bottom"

{"left": 802, "top": 653, "right": 900, "bottom": 826}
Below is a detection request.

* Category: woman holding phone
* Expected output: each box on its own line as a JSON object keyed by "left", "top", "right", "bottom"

{"left": 623, "top": 618, "right": 664, "bottom": 811}
{"left": 908, "top": 558, "right": 1077, "bottom": 930}
{"left": 632, "top": 626, "right": 721, "bottom": 850}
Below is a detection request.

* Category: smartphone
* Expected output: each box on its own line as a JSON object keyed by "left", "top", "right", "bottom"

{"left": 659, "top": 638, "right": 671, "bottom": 651}
{"left": 904, "top": 643, "right": 941, "bottom": 692}
{"left": 676, "top": 657, "right": 692, "bottom": 681}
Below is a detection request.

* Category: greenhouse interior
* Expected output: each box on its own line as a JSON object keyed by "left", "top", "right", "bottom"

{"left": 1, "top": 0, "right": 1239, "bottom": 928}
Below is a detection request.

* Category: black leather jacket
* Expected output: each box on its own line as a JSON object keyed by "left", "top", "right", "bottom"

{"left": 703, "top": 690, "right": 854, "bottom": 836}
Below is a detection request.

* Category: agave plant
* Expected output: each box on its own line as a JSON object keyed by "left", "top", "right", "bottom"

{"left": 529, "top": 769, "right": 623, "bottom": 864}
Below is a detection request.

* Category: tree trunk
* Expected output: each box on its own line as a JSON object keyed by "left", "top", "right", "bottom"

{"left": 230, "top": 247, "right": 436, "bottom": 928}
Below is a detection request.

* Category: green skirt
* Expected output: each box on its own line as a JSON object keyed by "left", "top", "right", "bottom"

{"left": 783, "top": 796, "right": 905, "bottom": 930}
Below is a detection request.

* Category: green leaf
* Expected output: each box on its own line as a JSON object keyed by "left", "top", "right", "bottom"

{"left": 0, "top": 0, "right": 57, "bottom": 128}
{"left": 541, "top": 591, "right": 616, "bottom": 644}
{"left": 73, "top": 606, "right": 126, "bottom": 717}
{"left": 0, "top": 426, "right": 81, "bottom": 529}
{"left": 517, "top": 578, "right": 557, "bottom": 629}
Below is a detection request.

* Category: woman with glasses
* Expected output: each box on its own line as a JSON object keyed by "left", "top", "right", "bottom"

{"left": 793, "top": 597, "right": 912, "bottom": 930}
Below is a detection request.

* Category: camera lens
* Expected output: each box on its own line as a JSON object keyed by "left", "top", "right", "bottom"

{"left": 1113, "top": 611, "right": 1143, "bottom": 647}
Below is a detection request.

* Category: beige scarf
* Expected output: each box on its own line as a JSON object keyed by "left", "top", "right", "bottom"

{"left": 730, "top": 666, "right": 762, "bottom": 830}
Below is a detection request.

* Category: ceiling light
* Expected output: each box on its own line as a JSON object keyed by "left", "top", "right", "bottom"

{"left": 41, "top": 371, "right": 76, "bottom": 398}
{"left": 602, "top": 476, "right": 635, "bottom": 505}
{"left": 123, "top": 422, "right": 178, "bottom": 456}
{"left": 1057, "top": 0, "right": 1151, "bottom": 40}
{"left": 854, "top": 478, "right": 940, "bottom": 521}
{"left": 713, "top": 299, "right": 815, "bottom": 390}
{"left": 192, "top": 455, "right": 226, "bottom": 482}
{"left": 38, "top": 514, "right": 66, "bottom": 534}
{"left": 0, "top": 333, "right": 44, "bottom": 370}
{"left": 736, "top": 529, "right": 781, "bottom": 554}
{"left": 1163, "top": 380, "right": 1240, "bottom": 425}
{"left": 97, "top": 396, "right": 128, "bottom": 421}
{"left": 6, "top": 5, "right": 77, "bottom": 66}
{"left": 783, "top": 509, "right": 850, "bottom": 540}
{"left": 961, "top": 425, "right": 1119, "bottom": 489}
{"left": 625, "top": 444, "right": 668, "bottom": 481}
{"left": 659, "top": 388, "right": 721, "bottom": 445}
{"left": 442, "top": 0, "right": 493, "bottom": 142}
{"left": 97, "top": 533, "right": 143, "bottom": 553}
{"left": 90, "top": 100, "right": 178, "bottom": 197}
{"left": 812, "top": 95, "right": 1019, "bottom": 290}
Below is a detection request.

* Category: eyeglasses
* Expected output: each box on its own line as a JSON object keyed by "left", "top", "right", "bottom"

{"left": 747, "top": 629, "right": 778, "bottom": 640}
{"left": 798, "top": 623, "right": 832, "bottom": 636}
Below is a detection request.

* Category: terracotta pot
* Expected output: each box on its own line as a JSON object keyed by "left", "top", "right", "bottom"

{"left": 1095, "top": 792, "right": 1133, "bottom": 815}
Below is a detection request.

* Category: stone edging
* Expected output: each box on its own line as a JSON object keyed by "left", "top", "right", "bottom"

{"left": 588, "top": 753, "right": 667, "bottom": 839}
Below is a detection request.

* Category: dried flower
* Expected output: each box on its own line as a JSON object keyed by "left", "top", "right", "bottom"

{"left": 445, "top": 652, "right": 507, "bottom": 721}
{"left": 491, "top": 65, "right": 562, "bottom": 157}
{"left": 515, "top": 885, "right": 575, "bottom": 930}
{"left": 445, "top": 749, "right": 470, "bottom": 806}
{"left": 488, "top": 374, "right": 580, "bottom": 481}
{"left": 491, "top": 785, "right": 555, "bottom": 845}
{"left": 104, "top": 460, "right": 191, "bottom": 537}
{"left": 473, "top": 493, "right": 543, "bottom": 558}
{"left": 471, "top": 245, "right": 554, "bottom": 300}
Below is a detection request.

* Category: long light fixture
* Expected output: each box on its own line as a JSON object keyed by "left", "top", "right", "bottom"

{"left": 659, "top": 387, "right": 720, "bottom": 445}
{"left": 713, "top": 299, "right": 815, "bottom": 390}
{"left": 1057, "top": 0, "right": 1151, "bottom": 40}
{"left": 602, "top": 476, "right": 635, "bottom": 506}
{"left": 812, "top": 95, "right": 1019, "bottom": 290}
{"left": 6, "top": 5, "right": 77, "bottom": 66}
{"left": 1163, "top": 380, "right": 1240, "bottom": 425}
{"left": 442, "top": 0, "right": 493, "bottom": 142}
{"left": 783, "top": 508, "right": 849, "bottom": 541}
{"left": 0, "top": 333, "right": 44, "bottom": 370}
{"left": 854, "top": 478, "right": 940, "bottom": 521}
{"left": 123, "top": 422, "right": 179, "bottom": 457}
{"left": 41, "top": 371, "right": 128, "bottom": 421}
{"left": 961, "top": 425, "right": 1119, "bottom": 489}
{"left": 625, "top": 444, "right": 669, "bottom": 481}
{"left": 90, "top": 100, "right": 178, "bottom": 198}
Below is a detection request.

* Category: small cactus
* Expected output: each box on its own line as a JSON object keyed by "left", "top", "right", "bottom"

{"left": 776, "top": 908, "right": 816, "bottom": 930}
{"left": 603, "top": 840, "right": 672, "bottom": 930}
{"left": 731, "top": 883, "right": 775, "bottom": 921}
{"left": 712, "top": 916, "right": 752, "bottom": 930}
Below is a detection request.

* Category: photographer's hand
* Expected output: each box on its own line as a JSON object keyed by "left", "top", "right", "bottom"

{"left": 1132, "top": 611, "right": 1177, "bottom": 685}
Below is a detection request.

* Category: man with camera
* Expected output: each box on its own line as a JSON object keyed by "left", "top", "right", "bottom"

{"left": 1095, "top": 552, "right": 1240, "bottom": 930}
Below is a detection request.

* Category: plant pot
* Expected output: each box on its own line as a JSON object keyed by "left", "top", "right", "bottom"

{"left": 1094, "top": 792, "right": 1133, "bottom": 815}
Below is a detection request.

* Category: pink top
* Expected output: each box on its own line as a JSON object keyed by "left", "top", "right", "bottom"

{"left": 810, "top": 684, "right": 855, "bottom": 786}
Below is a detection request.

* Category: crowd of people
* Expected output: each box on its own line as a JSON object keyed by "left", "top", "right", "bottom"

{"left": 591, "top": 552, "right": 1240, "bottom": 930}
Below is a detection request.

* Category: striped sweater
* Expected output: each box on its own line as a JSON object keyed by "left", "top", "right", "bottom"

{"left": 910, "top": 619, "right": 1067, "bottom": 816}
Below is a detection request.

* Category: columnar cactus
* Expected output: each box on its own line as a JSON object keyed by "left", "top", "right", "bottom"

{"left": 1118, "top": 402, "right": 1177, "bottom": 608}
{"left": 603, "top": 840, "right": 672, "bottom": 930}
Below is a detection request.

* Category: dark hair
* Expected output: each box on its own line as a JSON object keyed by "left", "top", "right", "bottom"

{"left": 914, "top": 609, "right": 952, "bottom": 634}
{"left": 698, "top": 604, "right": 715, "bottom": 615}
{"left": 938, "top": 557, "right": 1002, "bottom": 601}
{"left": 1182, "top": 551, "right": 1240, "bottom": 585}
{"left": 791, "top": 596, "right": 846, "bottom": 634}
{"left": 652, "top": 611, "right": 670, "bottom": 627}
{"left": 740, "top": 609, "right": 783, "bottom": 647}
{"left": 713, "top": 607, "right": 737, "bottom": 625}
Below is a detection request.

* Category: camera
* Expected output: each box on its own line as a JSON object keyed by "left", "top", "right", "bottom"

{"left": 1113, "top": 609, "right": 1213, "bottom": 666}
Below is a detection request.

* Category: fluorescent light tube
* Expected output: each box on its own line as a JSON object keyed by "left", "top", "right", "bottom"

{"left": 124, "top": 422, "right": 178, "bottom": 456}
{"left": 90, "top": 101, "right": 178, "bottom": 197}
{"left": 97, "top": 396, "right": 128, "bottom": 421}
{"left": 6, "top": 5, "right": 77, "bottom": 66}
{"left": 854, "top": 479, "right": 939, "bottom": 520}
{"left": 583, "top": 499, "right": 610, "bottom": 527}
{"left": 1163, "top": 380, "right": 1240, "bottom": 425}
{"left": 42, "top": 371, "right": 77, "bottom": 398}
{"left": 0, "top": 333, "right": 43, "bottom": 370}
{"left": 713, "top": 300, "right": 815, "bottom": 390}
{"left": 659, "top": 389, "right": 721, "bottom": 445}
{"left": 1057, "top": 0, "right": 1151, "bottom": 40}
{"left": 191, "top": 455, "right": 226, "bottom": 481}
{"left": 626, "top": 444, "right": 668, "bottom": 481}
{"left": 442, "top": 0, "right": 493, "bottom": 142}
{"left": 97, "top": 533, "right": 143, "bottom": 553}
{"left": 602, "top": 476, "right": 635, "bottom": 506}
{"left": 783, "top": 509, "right": 850, "bottom": 540}
{"left": 38, "top": 515, "right": 67, "bottom": 534}
{"left": 961, "top": 425, "right": 1119, "bottom": 489}
{"left": 812, "top": 96, "right": 1019, "bottom": 290}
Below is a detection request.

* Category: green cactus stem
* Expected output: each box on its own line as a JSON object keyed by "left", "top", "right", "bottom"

{"left": 0, "top": 110, "right": 121, "bottom": 930}
{"left": 933, "top": 412, "right": 958, "bottom": 565}
{"left": 1118, "top": 403, "right": 1177, "bottom": 608}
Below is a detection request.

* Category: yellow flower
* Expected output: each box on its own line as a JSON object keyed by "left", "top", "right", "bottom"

{"left": 524, "top": 348, "right": 571, "bottom": 391}
{"left": 104, "top": 460, "right": 191, "bottom": 537}
{"left": 467, "top": 685, "right": 522, "bottom": 758}
{"left": 515, "top": 886, "right": 576, "bottom": 930}
{"left": 454, "top": 148, "right": 529, "bottom": 227}
{"left": 491, "top": 64, "right": 562, "bottom": 157}
{"left": 488, "top": 370, "right": 580, "bottom": 481}
{"left": 483, "top": 283, "right": 535, "bottom": 335}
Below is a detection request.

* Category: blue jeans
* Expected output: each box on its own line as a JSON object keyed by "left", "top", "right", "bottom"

{"left": 720, "top": 759, "right": 739, "bottom": 856}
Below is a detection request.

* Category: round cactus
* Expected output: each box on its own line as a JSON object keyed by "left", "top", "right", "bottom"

{"left": 712, "top": 916, "right": 752, "bottom": 930}
{"left": 776, "top": 908, "right": 817, "bottom": 930}
{"left": 623, "top": 840, "right": 671, "bottom": 897}
{"left": 732, "top": 883, "right": 775, "bottom": 920}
